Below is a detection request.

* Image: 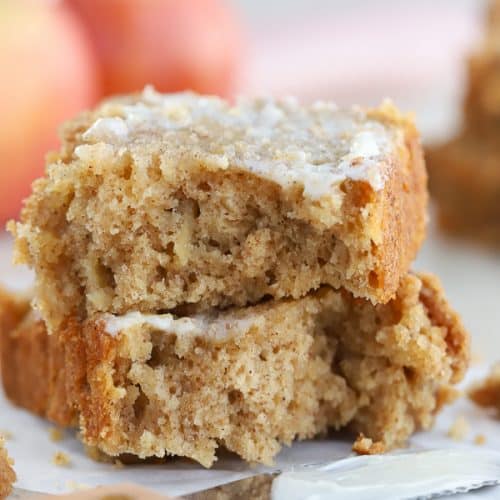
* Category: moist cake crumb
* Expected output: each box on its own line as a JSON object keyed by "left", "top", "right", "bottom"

{"left": 352, "top": 433, "right": 386, "bottom": 455}
{"left": 447, "top": 416, "right": 470, "bottom": 441}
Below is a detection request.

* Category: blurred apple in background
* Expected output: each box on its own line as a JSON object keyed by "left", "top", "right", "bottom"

{"left": 0, "top": 0, "right": 242, "bottom": 225}
{"left": 65, "top": 0, "right": 243, "bottom": 97}
{"left": 0, "top": 0, "right": 99, "bottom": 224}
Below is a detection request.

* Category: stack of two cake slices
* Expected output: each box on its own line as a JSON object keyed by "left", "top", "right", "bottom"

{"left": 1, "top": 89, "right": 469, "bottom": 468}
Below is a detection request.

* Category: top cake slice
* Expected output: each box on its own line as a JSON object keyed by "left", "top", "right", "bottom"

{"left": 10, "top": 88, "right": 427, "bottom": 330}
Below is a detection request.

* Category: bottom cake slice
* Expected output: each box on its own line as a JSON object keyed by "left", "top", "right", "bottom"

{"left": 0, "top": 274, "right": 468, "bottom": 467}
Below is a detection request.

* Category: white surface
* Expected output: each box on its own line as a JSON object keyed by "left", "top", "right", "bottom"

{"left": 415, "top": 218, "right": 500, "bottom": 360}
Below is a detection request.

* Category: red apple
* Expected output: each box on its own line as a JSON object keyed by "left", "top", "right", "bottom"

{"left": 66, "top": 0, "right": 243, "bottom": 97}
{"left": 0, "top": 0, "right": 99, "bottom": 224}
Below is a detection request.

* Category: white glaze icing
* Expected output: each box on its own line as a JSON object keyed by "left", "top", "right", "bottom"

{"left": 102, "top": 310, "right": 256, "bottom": 340}
{"left": 80, "top": 87, "right": 400, "bottom": 198}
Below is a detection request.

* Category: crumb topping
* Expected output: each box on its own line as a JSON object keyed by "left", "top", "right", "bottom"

{"left": 76, "top": 87, "right": 400, "bottom": 199}
{"left": 352, "top": 433, "right": 386, "bottom": 455}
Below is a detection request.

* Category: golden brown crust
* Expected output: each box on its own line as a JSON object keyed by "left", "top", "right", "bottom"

{"left": 375, "top": 123, "right": 427, "bottom": 293}
{"left": 365, "top": 103, "right": 427, "bottom": 294}
{"left": 1, "top": 312, "right": 51, "bottom": 418}
{"left": 0, "top": 289, "right": 77, "bottom": 424}
{"left": 0, "top": 287, "right": 30, "bottom": 349}
{"left": 0, "top": 439, "right": 15, "bottom": 499}
{"left": 0, "top": 274, "right": 468, "bottom": 467}
{"left": 418, "top": 273, "right": 470, "bottom": 383}
{"left": 0, "top": 288, "right": 49, "bottom": 416}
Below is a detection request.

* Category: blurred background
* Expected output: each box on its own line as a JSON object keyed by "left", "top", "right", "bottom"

{"left": 1, "top": 0, "right": 498, "bottom": 356}
{"left": 0, "top": 0, "right": 489, "bottom": 223}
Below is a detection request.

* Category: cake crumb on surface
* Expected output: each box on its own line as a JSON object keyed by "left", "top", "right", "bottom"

{"left": 447, "top": 416, "right": 470, "bottom": 441}
{"left": 49, "top": 427, "right": 64, "bottom": 442}
{"left": 84, "top": 444, "right": 115, "bottom": 464}
{"left": 53, "top": 451, "right": 71, "bottom": 467}
{"left": 0, "top": 430, "right": 13, "bottom": 441}
{"left": 435, "top": 386, "right": 461, "bottom": 411}
{"left": 0, "top": 437, "right": 16, "bottom": 498}
{"left": 352, "top": 433, "right": 386, "bottom": 455}
{"left": 65, "top": 480, "right": 90, "bottom": 491}
{"left": 468, "top": 363, "right": 500, "bottom": 413}
{"left": 474, "top": 434, "right": 486, "bottom": 445}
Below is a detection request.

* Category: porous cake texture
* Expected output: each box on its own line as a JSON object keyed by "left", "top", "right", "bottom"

{"left": 0, "top": 438, "right": 15, "bottom": 499}
{"left": 0, "top": 274, "right": 468, "bottom": 468}
{"left": 9, "top": 88, "right": 427, "bottom": 332}
{"left": 427, "top": 135, "right": 500, "bottom": 244}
